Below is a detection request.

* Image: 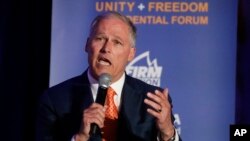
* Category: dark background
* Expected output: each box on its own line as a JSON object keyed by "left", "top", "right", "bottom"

{"left": 0, "top": 0, "right": 249, "bottom": 140}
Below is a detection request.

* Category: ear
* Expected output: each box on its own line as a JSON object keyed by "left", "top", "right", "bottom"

{"left": 128, "top": 47, "right": 136, "bottom": 62}
{"left": 85, "top": 38, "right": 90, "bottom": 52}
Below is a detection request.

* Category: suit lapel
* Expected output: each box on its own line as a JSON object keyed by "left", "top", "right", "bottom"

{"left": 72, "top": 71, "right": 94, "bottom": 113}
{"left": 119, "top": 75, "right": 146, "bottom": 134}
{"left": 73, "top": 71, "right": 102, "bottom": 141}
{"left": 120, "top": 79, "right": 143, "bottom": 119}
{"left": 117, "top": 75, "right": 157, "bottom": 140}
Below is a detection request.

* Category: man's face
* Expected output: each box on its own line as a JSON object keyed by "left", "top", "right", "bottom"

{"left": 86, "top": 17, "right": 135, "bottom": 82}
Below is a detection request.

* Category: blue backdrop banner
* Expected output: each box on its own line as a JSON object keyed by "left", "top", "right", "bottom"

{"left": 50, "top": 0, "right": 238, "bottom": 140}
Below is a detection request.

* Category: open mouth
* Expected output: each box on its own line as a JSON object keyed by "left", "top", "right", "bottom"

{"left": 98, "top": 57, "right": 111, "bottom": 66}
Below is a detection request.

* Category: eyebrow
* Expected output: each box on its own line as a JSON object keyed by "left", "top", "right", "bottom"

{"left": 113, "top": 35, "right": 123, "bottom": 41}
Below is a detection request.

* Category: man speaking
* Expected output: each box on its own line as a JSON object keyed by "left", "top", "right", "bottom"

{"left": 36, "top": 11, "right": 180, "bottom": 141}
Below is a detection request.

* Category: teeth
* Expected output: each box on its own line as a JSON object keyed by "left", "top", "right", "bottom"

{"left": 99, "top": 60, "right": 110, "bottom": 66}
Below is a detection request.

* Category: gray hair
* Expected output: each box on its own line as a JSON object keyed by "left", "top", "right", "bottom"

{"left": 89, "top": 11, "right": 137, "bottom": 47}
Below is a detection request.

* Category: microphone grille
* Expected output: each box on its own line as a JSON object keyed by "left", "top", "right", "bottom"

{"left": 98, "top": 73, "right": 112, "bottom": 88}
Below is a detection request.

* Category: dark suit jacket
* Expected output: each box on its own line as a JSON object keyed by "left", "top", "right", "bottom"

{"left": 36, "top": 71, "right": 175, "bottom": 141}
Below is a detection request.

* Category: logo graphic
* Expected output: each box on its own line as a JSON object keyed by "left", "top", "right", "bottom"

{"left": 126, "top": 51, "right": 162, "bottom": 86}
{"left": 126, "top": 51, "right": 182, "bottom": 135}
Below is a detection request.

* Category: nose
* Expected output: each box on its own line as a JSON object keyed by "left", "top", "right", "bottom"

{"left": 101, "top": 39, "right": 112, "bottom": 53}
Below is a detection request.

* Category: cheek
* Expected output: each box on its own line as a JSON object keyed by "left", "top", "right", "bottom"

{"left": 115, "top": 56, "right": 129, "bottom": 68}
{"left": 87, "top": 50, "right": 98, "bottom": 64}
{"left": 91, "top": 41, "right": 104, "bottom": 49}
{"left": 88, "top": 45, "right": 100, "bottom": 57}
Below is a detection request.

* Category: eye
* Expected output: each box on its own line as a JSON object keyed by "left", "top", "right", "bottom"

{"left": 93, "top": 35, "right": 107, "bottom": 42}
{"left": 113, "top": 39, "right": 123, "bottom": 46}
{"left": 94, "top": 36, "right": 104, "bottom": 41}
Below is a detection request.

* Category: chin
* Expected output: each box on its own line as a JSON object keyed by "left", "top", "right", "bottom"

{"left": 94, "top": 69, "right": 111, "bottom": 76}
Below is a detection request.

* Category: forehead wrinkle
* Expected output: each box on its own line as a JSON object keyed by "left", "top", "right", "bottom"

{"left": 94, "top": 20, "right": 129, "bottom": 40}
{"left": 91, "top": 17, "right": 134, "bottom": 47}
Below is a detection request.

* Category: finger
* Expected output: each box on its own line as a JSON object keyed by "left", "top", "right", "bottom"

{"left": 162, "top": 88, "right": 169, "bottom": 100}
{"left": 90, "top": 103, "right": 106, "bottom": 109}
{"left": 85, "top": 107, "right": 105, "bottom": 118}
{"left": 85, "top": 113, "right": 105, "bottom": 126}
{"left": 162, "top": 88, "right": 171, "bottom": 108}
{"left": 146, "top": 92, "right": 162, "bottom": 104}
{"left": 154, "top": 89, "right": 166, "bottom": 100}
{"left": 155, "top": 88, "right": 169, "bottom": 100}
{"left": 83, "top": 118, "right": 91, "bottom": 131}
{"left": 83, "top": 103, "right": 106, "bottom": 126}
{"left": 144, "top": 97, "right": 162, "bottom": 112}
{"left": 146, "top": 108, "right": 161, "bottom": 119}
{"left": 84, "top": 114, "right": 104, "bottom": 128}
{"left": 84, "top": 110, "right": 105, "bottom": 126}
{"left": 84, "top": 103, "right": 105, "bottom": 117}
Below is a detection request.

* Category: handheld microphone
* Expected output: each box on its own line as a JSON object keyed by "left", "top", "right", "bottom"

{"left": 89, "top": 73, "right": 112, "bottom": 136}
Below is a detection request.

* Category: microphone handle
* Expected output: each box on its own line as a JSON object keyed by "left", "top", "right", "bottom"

{"left": 95, "top": 87, "right": 107, "bottom": 105}
{"left": 89, "top": 123, "right": 100, "bottom": 135}
{"left": 89, "top": 87, "right": 107, "bottom": 136}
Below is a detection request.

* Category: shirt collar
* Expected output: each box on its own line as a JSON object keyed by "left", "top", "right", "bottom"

{"left": 87, "top": 70, "right": 125, "bottom": 99}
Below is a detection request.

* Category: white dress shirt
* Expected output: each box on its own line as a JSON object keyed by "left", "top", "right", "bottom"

{"left": 87, "top": 70, "right": 125, "bottom": 109}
